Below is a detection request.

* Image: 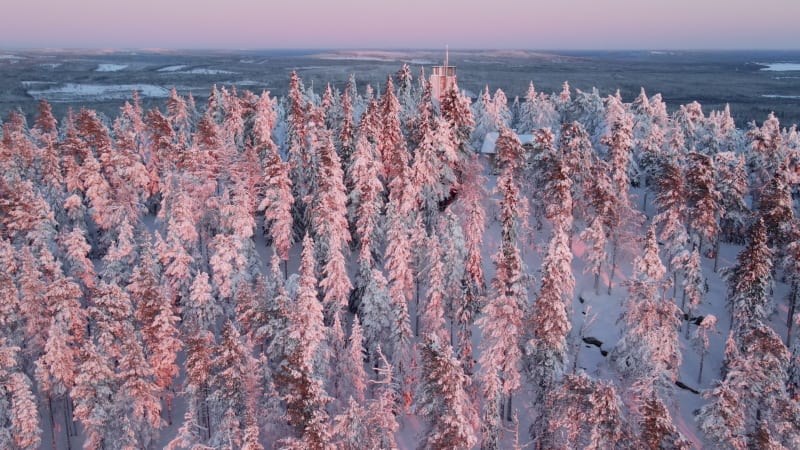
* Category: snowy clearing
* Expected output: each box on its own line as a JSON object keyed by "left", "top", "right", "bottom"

{"left": 28, "top": 83, "right": 170, "bottom": 101}
{"left": 157, "top": 67, "right": 236, "bottom": 75}
{"left": 762, "top": 94, "right": 800, "bottom": 99}
{"left": 758, "top": 62, "right": 800, "bottom": 71}
{"left": 157, "top": 64, "right": 189, "bottom": 72}
{"left": 21, "top": 80, "right": 57, "bottom": 88}
{"left": 96, "top": 63, "right": 128, "bottom": 72}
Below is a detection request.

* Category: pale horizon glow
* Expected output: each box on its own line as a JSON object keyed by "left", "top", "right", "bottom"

{"left": 2, "top": 0, "right": 799, "bottom": 50}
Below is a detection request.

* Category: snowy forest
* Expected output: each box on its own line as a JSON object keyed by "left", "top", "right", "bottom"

{"left": 2, "top": 63, "right": 800, "bottom": 449}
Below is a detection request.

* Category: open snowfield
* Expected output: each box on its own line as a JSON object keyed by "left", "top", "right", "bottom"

{"left": 96, "top": 63, "right": 128, "bottom": 72}
{"left": 758, "top": 62, "right": 800, "bottom": 71}
{"left": 27, "top": 83, "right": 171, "bottom": 101}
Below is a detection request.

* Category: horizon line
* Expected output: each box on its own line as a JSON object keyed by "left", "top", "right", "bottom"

{"left": 3, "top": 47, "right": 800, "bottom": 53}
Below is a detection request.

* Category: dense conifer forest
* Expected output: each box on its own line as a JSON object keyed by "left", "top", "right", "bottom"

{"left": 2, "top": 65, "right": 800, "bottom": 449}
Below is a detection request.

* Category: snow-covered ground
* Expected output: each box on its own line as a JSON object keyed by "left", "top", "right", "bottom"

{"left": 27, "top": 83, "right": 170, "bottom": 101}
{"left": 758, "top": 62, "right": 800, "bottom": 71}
{"left": 156, "top": 65, "right": 236, "bottom": 75}
{"left": 157, "top": 64, "right": 189, "bottom": 72}
{"left": 178, "top": 68, "right": 236, "bottom": 75}
{"left": 763, "top": 94, "right": 800, "bottom": 99}
{"left": 96, "top": 63, "right": 128, "bottom": 72}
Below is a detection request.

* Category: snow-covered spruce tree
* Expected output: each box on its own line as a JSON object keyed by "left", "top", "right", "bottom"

{"left": 476, "top": 126, "right": 528, "bottom": 449}
{"left": 165, "top": 87, "right": 193, "bottom": 149}
{"left": 746, "top": 112, "right": 784, "bottom": 195}
{"left": 439, "top": 84, "right": 475, "bottom": 165}
{"left": 784, "top": 223, "right": 800, "bottom": 347}
{"left": 714, "top": 151, "right": 749, "bottom": 245}
{"left": 378, "top": 76, "right": 409, "bottom": 187}
{"left": 472, "top": 86, "right": 498, "bottom": 149}
{"left": 672, "top": 101, "right": 706, "bottom": 153}
{"left": 332, "top": 348, "right": 399, "bottom": 449}
{"left": 723, "top": 218, "right": 773, "bottom": 334}
{"left": 758, "top": 163, "right": 794, "bottom": 252}
{"left": 613, "top": 226, "right": 682, "bottom": 392}
{"left": 416, "top": 333, "right": 478, "bottom": 450}
{"left": 639, "top": 390, "right": 690, "bottom": 450}
{"left": 348, "top": 127, "right": 384, "bottom": 263}
{"left": 601, "top": 111, "right": 644, "bottom": 294}
{"left": 567, "top": 88, "right": 605, "bottom": 143}
{"left": 556, "top": 121, "right": 596, "bottom": 227}
{"left": 156, "top": 178, "right": 201, "bottom": 303}
{"left": 311, "top": 125, "right": 352, "bottom": 323}
{"left": 383, "top": 170, "right": 416, "bottom": 373}
{"left": 454, "top": 154, "right": 486, "bottom": 373}
{"left": 34, "top": 272, "right": 85, "bottom": 446}
{"left": 0, "top": 339, "right": 41, "bottom": 450}
{"left": 493, "top": 88, "right": 512, "bottom": 130}
{"left": 516, "top": 81, "right": 559, "bottom": 134}
{"left": 396, "top": 64, "right": 419, "bottom": 131}
{"left": 653, "top": 157, "right": 689, "bottom": 284}
{"left": 206, "top": 320, "right": 262, "bottom": 449}
{"left": 638, "top": 123, "right": 666, "bottom": 206}
{"left": 526, "top": 149, "right": 574, "bottom": 444}
{"left": 336, "top": 78, "right": 356, "bottom": 172}
{"left": 420, "top": 233, "right": 448, "bottom": 342}
{"left": 411, "top": 116, "right": 459, "bottom": 233}
{"left": 682, "top": 247, "right": 705, "bottom": 336}
{"left": 556, "top": 81, "right": 572, "bottom": 121}
{"left": 341, "top": 316, "right": 368, "bottom": 405}
{"left": 347, "top": 126, "right": 385, "bottom": 316}
{"left": 692, "top": 314, "right": 717, "bottom": 383}
{"left": 358, "top": 266, "right": 393, "bottom": 365}
{"left": 698, "top": 325, "right": 800, "bottom": 447}
{"left": 406, "top": 79, "right": 434, "bottom": 150}
{"left": 580, "top": 215, "right": 608, "bottom": 295}
{"left": 685, "top": 151, "right": 722, "bottom": 257}
{"left": 285, "top": 71, "right": 312, "bottom": 241}
{"left": 274, "top": 234, "right": 332, "bottom": 448}
{"left": 74, "top": 279, "right": 163, "bottom": 449}
{"left": 259, "top": 143, "right": 294, "bottom": 268}
{"left": 546, "top": 373, "right": 629, "bottom": 449}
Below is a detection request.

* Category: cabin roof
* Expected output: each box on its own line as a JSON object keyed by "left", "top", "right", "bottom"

{"left": 480, "top": 131, "right": 536, "bottom": 154}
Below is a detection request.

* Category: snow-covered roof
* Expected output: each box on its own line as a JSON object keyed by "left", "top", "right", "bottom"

{"left": 479, "top": 131, "right": 536, "bottom": 154}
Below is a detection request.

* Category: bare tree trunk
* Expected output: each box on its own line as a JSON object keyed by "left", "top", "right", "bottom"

{"left": 642, "top": 190, "right": 648, "bottom": 214}
{"left": 505, "top": 394, "right": 513, "bottom": 422}
{"left": 202, "top": 395, "right": 211, "bottom": 440}
{"left": 673, "top": 271, "right": 679, "bottom": 298}
{"left": 713, "top": 238, "right": 720, "bottom": 273}
{"left": 594, "top": 261, "right": 602, "bottom": 296}
{"left": 47, "top": 394, "right": 57, "bottom": 450}
{"left": 607, "top": 241, "right": 618, "bottom": 295}
{"left": 63, "top": 398, "right": 74, "bottom": 450}
{"left": 450, "top": 310, "right": 455, "bottom": 348}
{"left": 414, "top": 280, "right": 420, "bottom": 337}
{"left": 788, "top": 282, "right": 798, "bottom": 347}
{"left": 685, "top": 316, "right": 691, "bottom": 339}
{"left": 698, "top": 350, "right": 706, "bottom": 384}
{"left": 697, "top": 235, "right": 703, "bottom": 259}
{"left": 65, "top": 396, "right": 76, "bottom": 437}
{"left": 165, "top": 391, "right": 174, "bottom": 426}
{"left": 594, "top": 273, "right": 600, "bottom": 296}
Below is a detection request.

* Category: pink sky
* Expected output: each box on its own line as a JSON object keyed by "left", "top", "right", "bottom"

{"left": 2, "top": 0, "right": 799, "bottom": 49}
